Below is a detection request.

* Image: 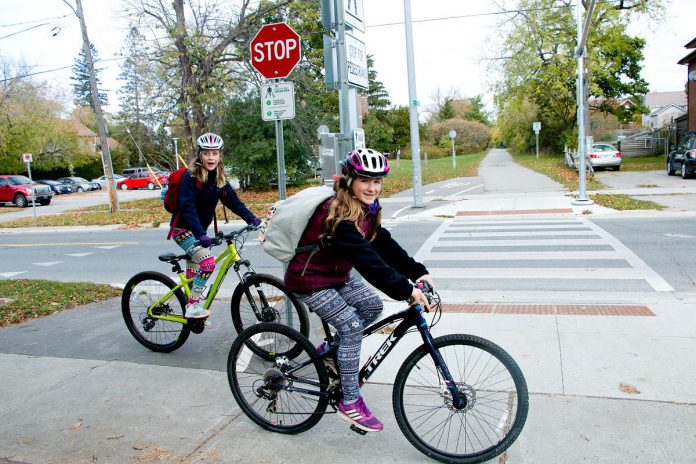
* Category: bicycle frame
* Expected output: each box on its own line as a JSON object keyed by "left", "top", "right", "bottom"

{"left": 147, "top": 240, "right": 254, "bottom": 324}
{"left": 283, "top": 304, "right": 467, "bottom": 409}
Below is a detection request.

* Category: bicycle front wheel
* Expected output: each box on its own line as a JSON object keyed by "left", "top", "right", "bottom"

{"left": 393, "top": 334, "right": 528, "bottom": 464}
{"left": 122, "top": 271, "right": 190, "bottom": 352}
{"left": 227, "top": 322, "right": 329, "bottom": 434}
{"left": 230, "top": 273, "right": 309, "bottom": 346}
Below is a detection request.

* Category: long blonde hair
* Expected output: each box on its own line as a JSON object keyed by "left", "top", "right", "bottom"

{"left": 321, "top": 176, "right": 381, "bottom": 243}
{"left": 190, "top": 152, "right": 226, "bottom": 188}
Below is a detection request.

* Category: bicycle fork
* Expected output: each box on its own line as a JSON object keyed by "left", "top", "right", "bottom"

{"left": 416, "top": 314, "right": 468, "bottom": 410}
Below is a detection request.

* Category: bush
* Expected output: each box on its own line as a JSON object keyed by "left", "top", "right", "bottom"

{"left": 427, "top": 118, "right": 491, "bottom": 154}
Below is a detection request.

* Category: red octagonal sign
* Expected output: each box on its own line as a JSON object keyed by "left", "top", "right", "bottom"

{"left": 250, "top": 22, "right": 301, "bottom": 79}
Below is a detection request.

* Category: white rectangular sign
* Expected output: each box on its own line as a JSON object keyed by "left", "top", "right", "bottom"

{"left": 22, "top": 153, "right": 33, "bottom": 163}
{"left": 532, "top": 121, "right": 541, "bottom": 133}
{"left": 345, "top": 33, "right": 368, "bottom": 90}
{"left": 344, "top": 0, "right": 364, "bottom": 32}
{"left": 261, "top": 82, "right": 295, "bottom": 121}
{"left": 353, "top": 128, "right": 365, "bottom": 150}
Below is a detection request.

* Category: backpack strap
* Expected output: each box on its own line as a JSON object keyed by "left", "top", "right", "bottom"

{"left": 298, "top": 244, "right": 322, "bottom": 277}
{"left": 167, "top": 211, "right": 181, "bottom": 240}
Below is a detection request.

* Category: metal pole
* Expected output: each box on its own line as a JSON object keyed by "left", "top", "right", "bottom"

{"left": 573, "top": 0, "right": 591, "bottom": 204}
{"left": 535, "top": 133, "right": 539, "bottom": 160}
{"left": 173, "top": 138, "right": 179, "bottom": 170}
{"left": 275, "top": 118, "right": 287, "bottom": 200}
{"left": 335, "top": 0, "right": 356, "bottom": 161}
{"left": 26, "top": 161, "right": 37, "bottom": 224}
{"left": 403, "top": 0, "right": 424, "bottom": 208}
{"left": 452, "top": 139, "right": 456, "bottom": 168}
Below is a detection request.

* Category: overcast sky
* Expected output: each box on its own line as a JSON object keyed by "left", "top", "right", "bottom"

{"left": 2, "top": 0, "right": 694, "bottom": 117}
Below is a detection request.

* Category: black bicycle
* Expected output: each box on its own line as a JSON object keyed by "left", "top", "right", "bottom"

{"left": 226, "top": 284, "right": 528, "bottom": 464}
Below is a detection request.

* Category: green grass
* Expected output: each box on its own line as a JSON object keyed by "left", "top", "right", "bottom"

{"left": 383, "top": 151, "right": 487, "bottom": 197}
{"left": 589, "top": 193, "right": 666, "bottom": 211}
{"left": 620, "top": 154, "right": 665, "bottom": 171}
{"left": 0, "top": 279, "right": 121, "bottom": 327}
{"left": 509, "top": 152, "right": 606, "bottom": 191}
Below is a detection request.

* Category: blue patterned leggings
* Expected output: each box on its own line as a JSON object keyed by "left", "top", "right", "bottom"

{"left": 293, "top": 275, "right": 383, "bottom": 403}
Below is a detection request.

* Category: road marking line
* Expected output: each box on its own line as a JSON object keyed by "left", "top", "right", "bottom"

{"left": 425, "top": 190, "right": 436, "bottom": 194}
{"left": 580, "top": 218, "right": 673, "bottom": 292}
{"left": 95, "top": 245, "right": 122, "bottom": 250}
{"left": 0, "top": 271, "right": 26, "bottom": 278}
{"left": 428, "top": 268, "right": 644, "bottom": 279}
{"left": 444, "top": 184, "right": 484, "bottom": 198}
{"left": 66, "top": 252, "right": 95, "bottom": 258}
{"left": 433, "top": 238, "right": 607, "bottom": 247}
{"left": 33, "top": 261, "right": 62, "bottom": 267}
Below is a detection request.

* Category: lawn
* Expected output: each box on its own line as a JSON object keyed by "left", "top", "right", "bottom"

{"left": 0, "top": 279, "right": 121, "bottom": 327}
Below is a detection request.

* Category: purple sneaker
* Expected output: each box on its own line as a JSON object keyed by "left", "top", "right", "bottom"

{"left": 337, "top": 397, "right": 384, "bottom": 432}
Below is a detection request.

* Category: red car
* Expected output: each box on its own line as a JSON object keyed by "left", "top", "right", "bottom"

{"left": 117, "top": 172, "right": 168, "bottom": 190}
{"left": 0, "top": 174, "right": 54, "bottom": 207}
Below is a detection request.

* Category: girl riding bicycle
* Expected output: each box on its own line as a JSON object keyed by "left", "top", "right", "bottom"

{"left": 284, "top": 148, "right": 433, "bottom": 433}
{"left": 170, "top": 132, "right": 261, "bottom": 319}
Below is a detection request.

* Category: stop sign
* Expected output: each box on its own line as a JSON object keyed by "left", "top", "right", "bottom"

{"left": 250, "top": 22, "right": 301, "bottom": 79}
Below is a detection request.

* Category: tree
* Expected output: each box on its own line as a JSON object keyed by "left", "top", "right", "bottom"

{"left": 493, "top": 0, "right": 660, "bottom": 152}
{"left": 122, "top": 0, "right": 290, "bottom": 156}
{"left": 365, "top": 55, "right": 390, "bottom": 111}
{"left": 71, "top": 42, "right": 108, "bottom": 109}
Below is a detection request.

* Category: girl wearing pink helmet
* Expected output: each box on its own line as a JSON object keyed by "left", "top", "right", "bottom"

{"left": 284, "top": 148, "right": 433, "bottom": 433}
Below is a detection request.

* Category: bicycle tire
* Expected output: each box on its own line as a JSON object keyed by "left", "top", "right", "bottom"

{"left": 230, "top": 273, "right": 309, "bottom": 355}
{"left": 393, "top": 334, "right": 528, "bottom": 464}
{"left": 122, "top": 271, "right": 190, "bottom": 352}
{"left": 227, "top": 322, "right": 329, "bottom": 434}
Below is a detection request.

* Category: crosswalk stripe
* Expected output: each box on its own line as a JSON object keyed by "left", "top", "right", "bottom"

{"left": 65, "top": 253, "right": 95, "bottom": 257}
{"left": 441, "top": 230, "right": 599, "bottom": 238}
{"left": 428, "top": 268, "right": 644, "bottom": 280}
{"left": 423, "top": 251, "right": 630, "bottom": 260}
{"left": 0, "top": 272, "right": 27, "bottom": 278}
{"left": 33, "top": 262, "right": 62, "bottom": 267}
{"left": 432, "top": 238, "right": 607, "bottom": 247}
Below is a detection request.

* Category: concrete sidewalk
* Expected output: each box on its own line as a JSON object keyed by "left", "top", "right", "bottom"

{"left": 1, "top": 296, "right": 695, "bottom": 463}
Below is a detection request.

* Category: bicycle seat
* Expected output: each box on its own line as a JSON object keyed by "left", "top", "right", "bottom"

{"left": 158, "top": 252, "right": 188, "bottom": 263}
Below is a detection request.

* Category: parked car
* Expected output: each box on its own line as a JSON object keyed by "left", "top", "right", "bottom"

{"left": 588, "top": 143, "right": 622, "bottom": 171}
{"left": 667, "top": 131, "right": 696, "bottom": 179}
{"left": 92, "top": 174, "right": 125, "bottom": 190}
{"left": 56, "top": 177, "right": 100, "bottom": 192}
{"left": 0, "top": 175, "right": 54, "bottom": 207}
{"left": 117, "top": 172, "right": 169, "bottom": 190}
{"left": 120, "top": 167, "right": 167, "bottom": 177}
{"left": 36, "top": 179, "right": 72, "bottom": 195}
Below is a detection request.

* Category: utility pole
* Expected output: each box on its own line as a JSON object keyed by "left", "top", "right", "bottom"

{"left": 64, "top": 0, "right": 119, "bottom": 212}
{"left": 403, "top": 0, "right": 424, "bottom": 208}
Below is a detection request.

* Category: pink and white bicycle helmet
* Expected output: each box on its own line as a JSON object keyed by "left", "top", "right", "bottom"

{"left": 196, "top": 132, "right": 224, "bottom": 152}
{"left": 341, "top": 148, "right": 390, "bottom": 179}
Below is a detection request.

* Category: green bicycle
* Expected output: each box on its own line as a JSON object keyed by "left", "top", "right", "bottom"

{"left": 121, "top": 224, "right": 309, "bottom": 352}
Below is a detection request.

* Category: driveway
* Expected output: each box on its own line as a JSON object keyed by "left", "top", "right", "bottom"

{"left": 593, "top": 169, "right": 696, "bottom": 212}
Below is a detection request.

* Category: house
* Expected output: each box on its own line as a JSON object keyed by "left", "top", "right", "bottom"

{"left": 641, "top": 91, "right": 687, "bottom": 129}
{"left": 678, "top": 36, "right": 696, "bottom": 131}
{"left": 67, "top": 120, "right": 120, "bottom": 152}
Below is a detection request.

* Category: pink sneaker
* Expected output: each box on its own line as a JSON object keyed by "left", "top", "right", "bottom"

{"left": 337, "top": 397, "right": 383, "bottom": 432}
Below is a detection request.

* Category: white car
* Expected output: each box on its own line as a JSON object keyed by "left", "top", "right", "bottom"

{"left": 588, "top": 143, "right": 622, "bottom": 171}
{"left": 92, "top": 174, "right": 126, "bottom": 189}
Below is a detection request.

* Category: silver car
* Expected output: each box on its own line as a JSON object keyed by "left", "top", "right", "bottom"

{"left": 92, "top": 174, "right": 125, "bottom": 189}
{"left": 589, "top": 143, "right": 622, "bottom": 171}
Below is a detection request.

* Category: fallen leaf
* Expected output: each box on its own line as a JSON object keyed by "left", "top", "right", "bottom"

{"left": 619, "top": 383, "right": 640, "bottom": 394}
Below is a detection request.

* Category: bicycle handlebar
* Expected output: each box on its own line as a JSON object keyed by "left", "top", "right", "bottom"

{"left": 407, "top": 280, "right": 436, "bottom": 310}
{"left": 195, "top": 223, "right": 259, "bottom": 247}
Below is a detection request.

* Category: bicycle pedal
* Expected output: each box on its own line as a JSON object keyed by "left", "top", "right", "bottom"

{"left": 350, "top": 424, "right": 368, "bottom": 436}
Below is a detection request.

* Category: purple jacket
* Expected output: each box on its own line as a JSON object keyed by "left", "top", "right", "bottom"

{"left": 284, "top": 198, "right": 428, "bottom": 302}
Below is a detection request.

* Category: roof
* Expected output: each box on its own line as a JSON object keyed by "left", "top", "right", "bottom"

{"left": 678, "top": 48, "right": 696, "bottom": 65}
{"left": 644, "top": 91, "right": 687, "bottom": 108}
{"left": 685, "top": 37, "right": 696, "bottom": 49}
{"left": 649, "top": 104, "right": 687, "bottom": 117}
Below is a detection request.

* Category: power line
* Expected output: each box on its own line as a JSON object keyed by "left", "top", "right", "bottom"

{"left": 0, "top": 57, "right": 123, "bottom": 84}
{"left": 0, "top": 14, "right": 71, "bottom": 28}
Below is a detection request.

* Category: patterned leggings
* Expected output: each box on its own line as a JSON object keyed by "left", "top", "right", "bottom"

{"left": 171, "top": 228, "right": 216, "bottom": 300}
{"left": 294, "top": 275, "right": 383, "bottom": 403}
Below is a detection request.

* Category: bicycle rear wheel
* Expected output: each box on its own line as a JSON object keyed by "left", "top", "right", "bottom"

{"left": 230, "top": 273, "right": 309, "bottom": 355}
{"left": 227, "top": 323, "right": 329, "bottom": 434}
{"left": 122, "top": 271, "right": 190, "bottom": 352}
{"left": 393, "top": 334, "right": 528, "bottom": 464}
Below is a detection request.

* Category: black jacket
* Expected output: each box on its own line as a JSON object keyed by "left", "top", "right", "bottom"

{"left": 173, "top": 170, "right": 256, "bottom": 238}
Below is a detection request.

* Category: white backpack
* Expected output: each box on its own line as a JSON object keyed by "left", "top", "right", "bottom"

{"left": 258, "top": 186, "right": 334, "bottom": 263}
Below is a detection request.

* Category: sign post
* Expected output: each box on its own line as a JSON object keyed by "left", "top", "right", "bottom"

{"left": 532, "top": 121, "right": 541, "bottom": 160}
{"left": 250, "top": 22, "right": 301, "bottom": 201}
{"left": 22, "top": 153, "right": 38, "bottom": 224}
{"left": 448, "top": 129, "right": 457, "bottom": 168}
